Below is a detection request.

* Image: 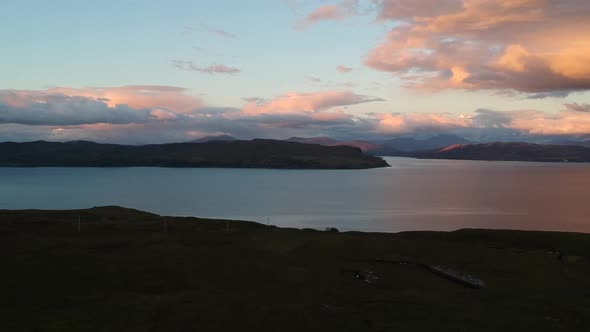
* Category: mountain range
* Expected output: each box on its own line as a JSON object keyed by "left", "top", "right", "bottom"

{"left": 190, "top": 135, "right": 239, "bottom": 143}
{"left": 2, "top": 134, "right": 589, "bottom": 168}
{"left": 286, "top": 134, "right": 472, "bottom": 155}
{"left": 187, "top": 134, "right": 590, "bottom": 162}
{"left": 411, "top": 142, "right": 590, "bottom": 162}
{"left": 285, "top": 137, "right": 383, "bottom": 153}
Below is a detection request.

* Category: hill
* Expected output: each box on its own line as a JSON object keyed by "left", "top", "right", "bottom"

{"left": 0, "top": 139, "right": 389, "bottom": 169}
{"left": 286, "top": 136, "right": 383, "bottom": 153}
{"left": 285, "top": 135, "right": 474, "bottom": 156}
{"left": 1, "top": 206, "right": 589, "bottom": 331}
{"left": 413, "top": 142, "right": 590, "bottom": 162}
{"left": 190, "top": 135, "right": 238, "bottom": 143}
{"left": 380, "top": 134, "right": 472, "bottom": 152}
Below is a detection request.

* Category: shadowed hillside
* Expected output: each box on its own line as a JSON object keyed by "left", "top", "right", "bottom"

{"left": 0, "top": 139, "right": 389, "bottom": 169}
{"left": 1, "top": 207, "right": 589, "bottom": 331}
{"left": 189, "top": 135, "right": 238, "bottom": 143}
{"left": 412, "top": 142, "right": 590, "bottom": 162}
{"left": 286, "top": 137, "right": 383, "bottom": 153}
{"left": 285, "top": 135, "right": 472, "bottom": 156}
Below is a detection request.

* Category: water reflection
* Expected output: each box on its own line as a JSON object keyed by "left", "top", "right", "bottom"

{"left": 0, "top": 157, "right": 589, "bottom": 233}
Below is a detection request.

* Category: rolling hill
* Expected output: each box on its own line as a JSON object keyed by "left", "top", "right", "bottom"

{"left": 0, "top": 139, "right": 389, "bottom": 169}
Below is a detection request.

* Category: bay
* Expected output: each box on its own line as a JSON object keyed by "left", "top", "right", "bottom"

{"left": 1, "top": 157, "right": 589, "bottom": 233}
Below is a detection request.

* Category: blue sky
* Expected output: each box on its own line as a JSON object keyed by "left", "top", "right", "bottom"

{"left": 1, "top": 0, "right": 590, "bottom": 143}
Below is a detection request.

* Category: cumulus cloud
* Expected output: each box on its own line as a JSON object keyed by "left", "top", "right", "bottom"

{"left": 364, "top": 0, "right": 590, "bottom": 96}
{"left": 0, "top": 95, "right": 145, "bottom": 126}
{"left": 373, "top": 112, "right": 469, "bottom": 134}
{"left": 0, "top": 87, "right": 203, "bottom": 126}
{"left": 471, "top": 107, "right": 590, "bottom": 136}
{"left": 172, "top": 60, "right": 240, "bottom": 75}
{"left": 0, "top": 87, "right": 383, "bottom": 143}
{"left": 3, "top": 86, "right": 590, "bottom": 144}
{"left": 565, "top": 103, "right": 590, "bottom": 113}
{"left": 46, "top": 85, "right": 204, "bottom": 113}
{"left": 242, "top": 91, "right": 383, "bottom": 115}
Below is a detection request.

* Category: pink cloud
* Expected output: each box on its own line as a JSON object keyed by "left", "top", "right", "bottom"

{"left": 373, "top": 112, "right": 469, "bottom": 134}
{"left": 336, "top": 65, "right": 353, "bottom": 73}
{"left": 172, "top": 61, "right": 240, "bottom": 75}
{"left": 370, "top": 105, "right": 590, "bottom": 136}
{"left": 150, "top": 109, "right": 178, "bottom": 120}
{"left": 48, "top": 85, "right": 204, "bottom": 113}
{"left": 310, "top": 109, "right": 353, "bottom": 122}
{"left": 296, "top": 5, "right": 345, "bottom": 29}
{"left": 295, "top": 1, "right": 359, "bottom": 29}
{"left": 6, "top": 85, "right": 590, "bottom": 142}
{"left": 366, "top": 0, "right": 590, "bottom": 95}
{"left": 242, "top": 91, "right": 383, "bottom": 115}
{"left": 470, "top": 106, "right": 590, "bottom": 136}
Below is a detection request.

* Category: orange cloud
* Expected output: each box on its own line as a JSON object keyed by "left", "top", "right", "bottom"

{"left": 4, "top": 86, "right": 590, "bottom": 142}
{"left": 498, "top": 110, "right": 590, "bottom": 136}
{"left": 374, "top": 112, "right": 470, "bottom": 134}
{"left": 366, "top": 0, "right": 590, "bottom": 95}
{"left": 48, "top": 85, "right": 204, "bottom": 113}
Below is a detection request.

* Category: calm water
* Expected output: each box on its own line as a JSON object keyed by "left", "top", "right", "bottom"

{"left": 1, "top": 157, "right": 589, "bottom": 233}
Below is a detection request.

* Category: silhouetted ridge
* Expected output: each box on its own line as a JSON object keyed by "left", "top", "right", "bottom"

{"left": 190, "top": 135, "right": 238, "bottom": 143}
{"left": 0, "top": 140, "right": 389, "bottom": 169}
{"left": 412, "top": 142, "right": 590, "bottom": 162}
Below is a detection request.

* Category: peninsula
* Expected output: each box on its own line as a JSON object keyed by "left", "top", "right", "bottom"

{"left": 0, "top": 139, "right": 389, "bottom": 169}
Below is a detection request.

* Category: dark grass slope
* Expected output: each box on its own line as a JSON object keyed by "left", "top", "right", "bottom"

{"left": 1, "top": 207, "right": 590, "bottom": 331}
{"left": 0, "top": 139, "right": 389, "bottom": 169}
{"left": 412, "top": 142, "right": 590, "bottom": 162}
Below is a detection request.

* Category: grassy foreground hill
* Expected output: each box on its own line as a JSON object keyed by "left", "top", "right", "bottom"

{"left": 0, "top": 139, "right": 389, "bottom": 169}
{"left": 1, "top": 207, "right": 589, "bottom": 331}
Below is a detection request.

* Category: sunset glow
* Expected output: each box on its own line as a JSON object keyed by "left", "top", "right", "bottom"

{"left": 1, "top": 0, "right": 589, "bottom": 143}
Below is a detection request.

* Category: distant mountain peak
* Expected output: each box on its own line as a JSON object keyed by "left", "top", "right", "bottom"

{"left": 438, "top": 144, "right": 467, "bottom": 152}
{"left": 413, "top": 141, "right": 590, "bottom": 162}
{"left": 191, "top": 135, "right": 238, "bottom": 143}
{"left": 285, "top": 136, "right": 381, "bottom": 153}
{"left": 381, "top": 135, "right": 472, "bottom": 152}
{"left": 286, "top": 137, "right": 340, "bottom": 145}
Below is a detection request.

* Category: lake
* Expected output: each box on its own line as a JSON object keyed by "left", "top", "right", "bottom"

{"left": 1, "top": 157, "right": 589, "bottom": 233}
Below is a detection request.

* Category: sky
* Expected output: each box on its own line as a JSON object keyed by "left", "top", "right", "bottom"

{"left": 1, "top": 0, "right": 590, "bottom": 143}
